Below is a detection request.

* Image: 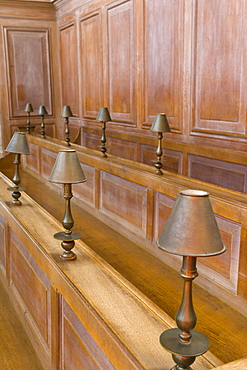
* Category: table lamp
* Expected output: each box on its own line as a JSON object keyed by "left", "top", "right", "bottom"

{"left": 150, "top": 113, "right": 170, "bottom": 175}
{"left": 24, "top": 103, "right": 34, "bottom": 134}
{"left": 38, "top": 105, "right": 48, "bottom": 139}
{"left": 61, "top": 106, "right": 73, "bottom": 146}
{"left": 96, "top": 107, "right": 111, "bottom": 157}
{"left": 5, "top": 132, "right": 30, "bottom": 205}
{"left": 156, "top": 189, "right": 226, "bottom": 369}
{"left": 49, "top": 149, "right": 86, "bottom": 260}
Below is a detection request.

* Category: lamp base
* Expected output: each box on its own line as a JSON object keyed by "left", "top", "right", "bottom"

{"left": 160, "top": 328, "right": 209, "bottom": 370}
{"left": 54, "top": 231, "right": 82, "bottom": 261}
{"left": 7, "top": 186, "right": 25, "bottom": 206}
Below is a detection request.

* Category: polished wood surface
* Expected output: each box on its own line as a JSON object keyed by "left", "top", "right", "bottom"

{"left": 21, "top": 135, "right": 247, "bottom": 320}
{"left": 2, "top": 150, "right": 247, "bottom": 365}
{"left": 0, "top": 171, "right": 220, "bottom": 369}
{"left": 0, "top": 274, "right": 43, "bottom": 369}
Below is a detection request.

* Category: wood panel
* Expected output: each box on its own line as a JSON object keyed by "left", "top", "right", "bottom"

{"left": 84, "top": 132, "right": 102, "bottom": 151}
{"left": 41, "top": 147, "right": 57, "bottom": 179}
{"left": 80, "top": 11, "right": 103, "bottom": 118}
{"left": 108, "top": 136, "right": 138, "bottom": 161}
{"left": 141, "top": 144, "right": 182, "bottom": 174}
{"left": 60, "top": 296, "right": 116, "bottom": 370}
{"left": 188, "top": 154, "right": 247, "bottom": 193}
{"left": 8, "top": 228, "right": 51, "bottom": 346}
{"left": 73, "top": 163, "right": 95, "bottom": 206}
{"left": 4, "top": 28, "right": 53, "bottom": 117}
{"left": 198, "top": 216, "right": 241, "bottom": 294}
{"left": 23, "top": 141, "right": 40, "bottom": 174}
{"left": 0, "top": 214, "right": 5, "bottom": 271}
{"left": 143, "top": 0, "right": 182, "bottom": 130}
{"left": 100, "top": 171, "right": 148, "bottom": 237}
{"left": 193, "top": 0, "right": 247, "bottom": 136}
{"left": 106, "top": 0, "right": 136, "bottom": 124}
{"left": 60, "top": 23, "right": 79, "bottom": 116}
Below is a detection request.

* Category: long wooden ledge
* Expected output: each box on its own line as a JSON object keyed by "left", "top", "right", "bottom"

{"left": 0, "top": 172, "right": 222, "bottom": 369}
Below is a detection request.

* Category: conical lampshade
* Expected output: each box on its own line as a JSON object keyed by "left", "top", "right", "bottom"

{"left": 157, "top": 189, "right": 225, "bottom": 257}
{"left": 150, "top": 113, "right": 170, "bottom": 133}
{"left": 49, "top": 150, "right": 86, "bottom": 184}
{"left": 38, "top": 105, "right": 48, "bottom": 115}
{"left": 24, "top": 103, "right": 33, "bottom": 113}
{"left": 5, "top": 132, "right": 30, "bottom": 155}
{"left": 96, "top": 107, "right": 111, "bottom": 122}
{"left": 61, "top": 106, "right": 73, "bottom": 118}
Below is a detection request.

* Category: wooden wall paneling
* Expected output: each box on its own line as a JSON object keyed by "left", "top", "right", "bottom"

{"left": 23, "top": 141, "right": 40, "bottom": 174}
{"left": 192, "top": 0, "right": 247, "bottom": 137}
{"left": 4, "top": 27, "right": 53, "bottom": 117}
{"left": 143, "top": 0, "right": 183, "bottom": 131}
{"left": 80, "top": 10, "right": 104, "bottom": 118}
{"left": 107, "top": 136, "right": 138, "bottom": 161}
{"left": 0, "top": 214, "right": 6, "bottom": 272}
{"left": 41, "top": 147, "right": 57, "bottom": 179}
{"left": 73, "top": 162, "right": 95, "bottom": 207}
{"left": 153, "top": 191, "right": 176, "bottom": 243}
{"left": 100, "top": 171, "right": 148, "bottom": 238}
{"left": 8, "top": 227, "right": 52, "bottom": 350}
{"left": 59, "top": 21, "right": 79, "bottom": 116}
{"left": 84, "top": 131, "right": 102, "bottom": 151}
{"left": 106, "top": 0, "right": 137, "bottom": 124}
{"left": 140, "top": 144, "right": 183, "bottom": 174}
{"left": 188, "top": 154, "right": 247, "bottom": 193}
{"left": 197, "top": 216, "right": 241, "bottom": 294}
{"left": 59, "top": 295, "right": 116, "bottom": 370}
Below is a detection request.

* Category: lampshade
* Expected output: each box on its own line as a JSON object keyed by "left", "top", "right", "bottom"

{"left": 96, "top": 107, "right": 111, "bottom": 122}
{"left": 24, "top": 103, "right": 33, "bottom": 113}
{"left": 61, "top": 106, "right": 73, "bottom": 118}
{"left": 5, "top": 132, "right": 30, "bottom": 155}
{"left": 38, "top": 105, "right": 48, "bottom": 115}
{"left": 49, "top": 150, "right": 86, "bottom": 184}
{"left": 157, "top": 189, "right": 225, "bottom": 257}
{"left": 150, "top": 113, "right": 170, "bottom": 133}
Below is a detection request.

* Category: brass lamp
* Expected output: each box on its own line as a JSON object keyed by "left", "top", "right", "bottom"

{"left": 61, "top": 106, "right": 73, "bottom": 146}
{"left": 5, "top": 132, "right": 30, "bottom": 205}
{"left": 150, "top": 113, "right": 170, "bottom": 175}
{"left": 49, "top": 149, "right": 86, "bottom": 261}
{"left": 24, "top": 103, "right": 34, "bottom": 134}
{"left": 38, "top": 105, "right": 48, "bottom": 139}
{"left": 96, "top": 107, "right": 111, "bottom": 157}
{"left": 157, "top": 190, "right": 226, "bottom": 370}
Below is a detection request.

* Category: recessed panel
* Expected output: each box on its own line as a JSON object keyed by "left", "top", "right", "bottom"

{"left": 5, "top": 28, "right": 52, "bottom": 117}
{"left": 100, "top": 172, "right": 148, "bottom": 236}
{"left": 193, "top": 0, "right": 247, "bottom": 135}
{"left": 143, "top": 0, "right": 182, "bottom": 129}
{"left": 9, "top": 228, "right": 51, "bottom": 345}
{"left": 107, "top": 1, "right": 136, "bottom": 123}
{"left": 60, "top": 23, "right": 79, "bottom": 116}
{"left": 80, "top": 12, "right": 103, "bottom": 118}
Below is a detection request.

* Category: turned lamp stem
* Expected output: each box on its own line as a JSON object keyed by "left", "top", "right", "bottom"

{"left": 64, "top": 117, "right": 71, "bottom": 146}
{"left": 155, "top": 131, "right": 164, "bottom": 175}
{"left": 11, "top": 153, "right": 22, "bottom": 205}
{"left": 62, "top": 183, "right": 74, "bottom": 232}
{"left": 176, "top": 256, "right": 198, "bottom": 344}
{"left": 101, "top": 121, "right": 107, "bottom": 157}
